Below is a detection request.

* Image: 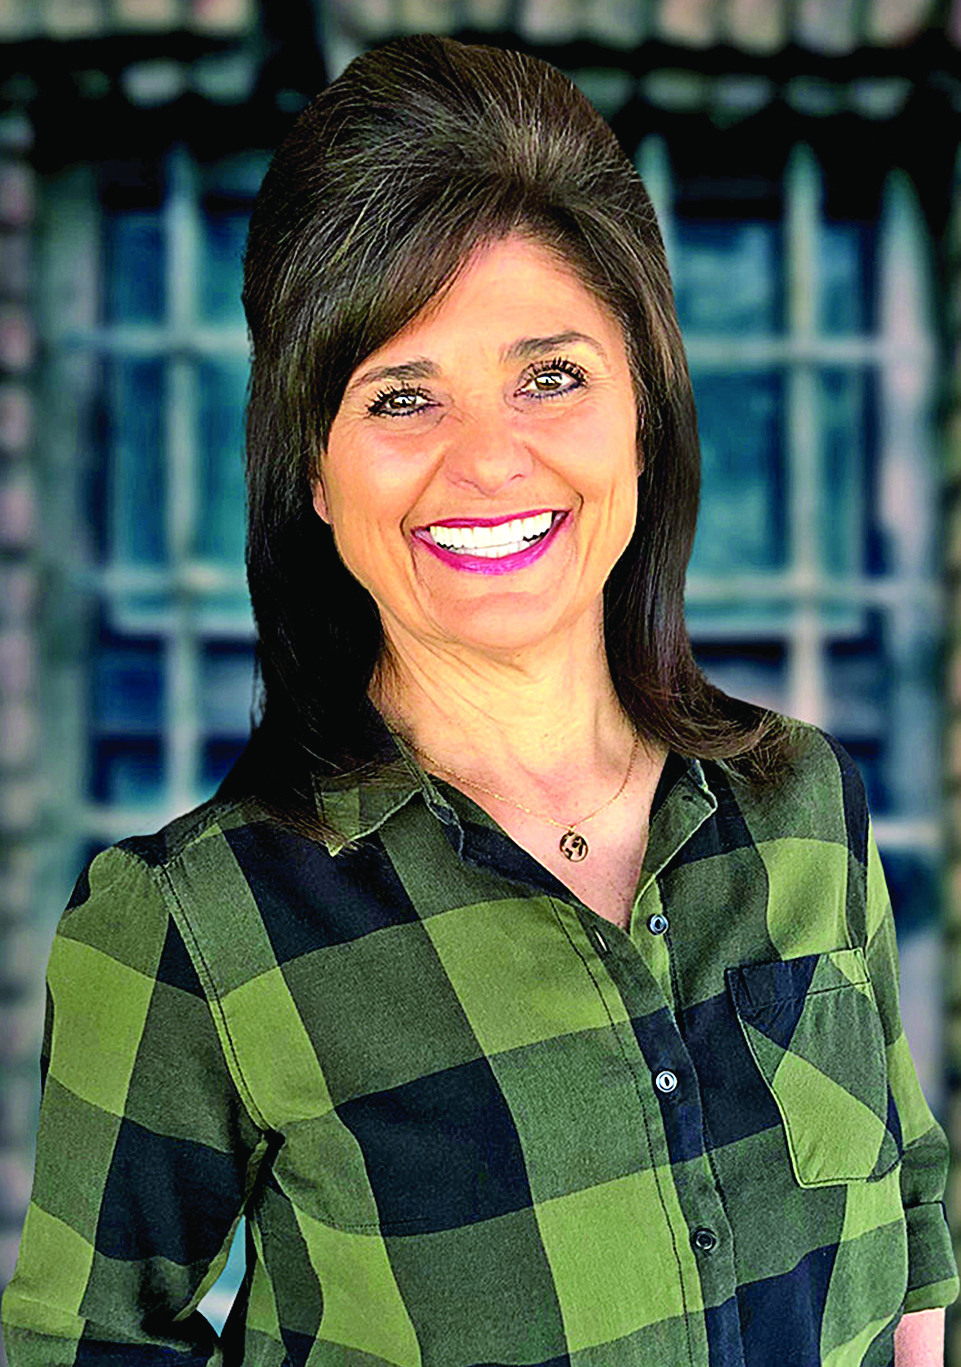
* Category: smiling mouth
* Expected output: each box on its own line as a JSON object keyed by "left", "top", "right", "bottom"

{"left": 419, "top": 510, "right": 565, "bottom": 559}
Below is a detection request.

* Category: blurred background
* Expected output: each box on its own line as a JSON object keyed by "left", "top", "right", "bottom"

{"left": 2, "top": 0, "right": 961, "bottom": 1359}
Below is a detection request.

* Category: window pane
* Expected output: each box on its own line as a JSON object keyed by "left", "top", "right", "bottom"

{"left": 693, "top": 639, "right": 787, "bottom": 713}
{"left": 199, "top": 209, "right": 249, "bottom": 326}
{"left": 689, "top": 371, "right": 786, "bottom": 573}
{"left": 202, "top": 738, "right": 248, "bottom": 790}
{"left": 819, "top": 221, "right": 873, "bottom": 336}
{"left": 92, "top": 638, "right": 163, "bottom": 734}
{"left": 91, "top": 737, "right": 164, "bottom": 804}
{"left": 882, "top": 848, "right": 939, "bottom": 939}
{"left": 200, "top": 642, "right": 255, "bottom": 736}
{"left": 818, "top": 368, "right": 870, "bottom": 574}
{"left": 103, "top": 211, "right": 164, "bottom": 324}
{"left": 106, "top": 358, "right": 166, "bottom": 565}
{"left": 197, "top": 358, "right": 248, "bottom": 564}
{"left": 673, "top": 221, "right": 781, "bottom": 335}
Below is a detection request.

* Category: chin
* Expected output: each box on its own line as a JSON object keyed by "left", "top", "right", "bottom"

{"left": 431, "top": 596, "right": 579, "bottom": 654}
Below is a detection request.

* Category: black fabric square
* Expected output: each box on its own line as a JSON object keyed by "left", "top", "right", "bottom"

{"left": 649, "top": 751, "right": 693, "bottom": 822}
{"left": 821, "top": 731, "right": 869, "bottom": 868}
{"left": 337, "top": 1057, "right": 533, "bottom": 1234}
{"left": 66, "top": 862, "right": 92, "bottom": 910}
{"left": 727, "top": 954, "right": 819, "bottom": 1050}
{"left": 224, "top": 823, "right": 419, "bottom": 964}
{"left": 705, "top": 1295, "right": 748, "bottom": 1367}
{"left": 97, "top": 1115, "right": 246, "bottom": 1265}
{"left": 736, "top": 1242, "right": 837, "bottom": 1367}
{"left": 154, "top": 915, "right": 205, "bottom": 998}
{"left": 665, "top": 764, "right": 756, "bottom": 869}
{"left": 75, "top": 1335, "right": 210, "bottom": 1365}
{"left": 683, "top": 992, "right": 781, "bottom": 1148}
{"left": 117, "top": 830, "right": 170, "bottom": 868}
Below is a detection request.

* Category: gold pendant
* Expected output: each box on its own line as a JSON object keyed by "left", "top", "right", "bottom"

{"left": 559, "top": 829, "right": 589, "bottom": 862}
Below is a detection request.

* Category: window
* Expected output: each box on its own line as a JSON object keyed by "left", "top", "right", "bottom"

{"left": 38, "top": 119, "right": 943, "bottom": 1333}
{"left": 639, "top": 133, "right": 942, "bottom": 1107}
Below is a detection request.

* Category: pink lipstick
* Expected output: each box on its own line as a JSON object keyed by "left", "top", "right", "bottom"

{"left": 411, "top": 509, "right": 569, "bottom": 575}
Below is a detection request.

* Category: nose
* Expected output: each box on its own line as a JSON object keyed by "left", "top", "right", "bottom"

{"left": 441, "top": 410, "right": 535, "bottom": 497}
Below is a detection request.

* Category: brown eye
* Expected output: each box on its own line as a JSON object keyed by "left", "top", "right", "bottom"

{"left": 368, "top": 386, "right": 432, "bottom": 417}
{"left": 520, "top": 357, "right": 588, "bottom": 400}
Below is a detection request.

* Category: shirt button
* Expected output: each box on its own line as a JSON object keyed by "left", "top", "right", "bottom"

{"left": 647, "top": 913, "right": 669, "bottom": 935}
{"left": 692, "top": 1227, "right": 718, "bottom": 1252}
{"left": 654, "top": 1069, "right": 678, "bottom": 1094}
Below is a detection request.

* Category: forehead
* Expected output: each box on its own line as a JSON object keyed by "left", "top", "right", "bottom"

{"left": 376, "top": 235, "right": 625, "bottom": 357}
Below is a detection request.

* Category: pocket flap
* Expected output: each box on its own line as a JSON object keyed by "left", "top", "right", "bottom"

{"left": 726, "top": 948, "right": 900, "bottom": 1187}
{"left": 727, "top": 946, "right": 870, "bottom": 1019}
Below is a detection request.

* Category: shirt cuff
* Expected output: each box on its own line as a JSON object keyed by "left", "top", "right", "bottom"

{"left": 902, "top": 1202, "right": 960, "bottom": 1312}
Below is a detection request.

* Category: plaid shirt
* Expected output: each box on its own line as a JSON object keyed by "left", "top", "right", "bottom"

{"left": 3, "top": 719, "right": 957, "bottom": 1367}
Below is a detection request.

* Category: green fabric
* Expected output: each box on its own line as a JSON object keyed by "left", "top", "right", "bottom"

{"left": 2, "top": 717, "right": 957, "bottom": 1366}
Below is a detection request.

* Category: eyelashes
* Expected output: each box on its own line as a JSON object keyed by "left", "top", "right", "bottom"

{"left": 526, "top": 356, "right": 588, "bottom": 395}
{"left": 368, "top": 385, "right": 432, "bottom": 417}
{"left": 365, "top": 356, "right": 589, "bottom": 418}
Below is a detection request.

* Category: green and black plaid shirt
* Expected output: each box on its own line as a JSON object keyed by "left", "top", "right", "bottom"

{"left": 3, "top": 718, "right": 958, "bottom": 1366}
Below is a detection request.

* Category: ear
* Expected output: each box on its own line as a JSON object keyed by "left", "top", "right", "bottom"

{"left": 311, "top": 473, "right": 331, "bottom": 525}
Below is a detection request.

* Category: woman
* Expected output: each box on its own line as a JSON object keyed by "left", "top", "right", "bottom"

{"left": 3, "top": 33, "right": 956, "bottom": 1367}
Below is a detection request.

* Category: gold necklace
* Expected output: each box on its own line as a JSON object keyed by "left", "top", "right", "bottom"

{"left": 414, "top": 733, "right": 640, "bottom": 862}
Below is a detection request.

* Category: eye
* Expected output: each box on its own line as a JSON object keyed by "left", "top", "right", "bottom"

{"left": 367, "top": 385, "right": 433, "bottom": 418}
{"left": 519, "top": 357, "right": 588, "bottom": 400}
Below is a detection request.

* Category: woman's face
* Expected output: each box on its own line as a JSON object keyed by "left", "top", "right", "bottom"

{"left": 313, "top": 234, "right": 640, "bottom": 661}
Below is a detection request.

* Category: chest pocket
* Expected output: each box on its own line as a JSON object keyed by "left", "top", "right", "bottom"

{"left": 726, "top": 947, "right": 901, "bottom": 1187}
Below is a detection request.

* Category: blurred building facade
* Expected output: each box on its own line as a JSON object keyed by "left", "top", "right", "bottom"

{"left": 2, "top": 0, "right": 961, "bottom": 1358}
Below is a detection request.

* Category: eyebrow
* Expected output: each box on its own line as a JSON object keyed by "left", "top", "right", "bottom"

{"left": 346, "top": 331, "right": 608, "bottom": 393}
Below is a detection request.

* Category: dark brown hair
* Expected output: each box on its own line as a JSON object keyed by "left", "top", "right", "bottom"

{"left": 228, "top": 32, "right": 802, "bottom": 830}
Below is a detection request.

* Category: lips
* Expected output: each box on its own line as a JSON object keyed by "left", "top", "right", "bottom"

{"left": 411, "top": 509, "right": 569, "bottom": 575}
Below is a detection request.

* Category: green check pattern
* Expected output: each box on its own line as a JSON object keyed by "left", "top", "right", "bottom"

{"left": 2, "top": 718, "right": 957, "bottom": 1366}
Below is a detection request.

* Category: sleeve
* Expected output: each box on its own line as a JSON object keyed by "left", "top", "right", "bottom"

{"left": 863, "top": 820, "right": 960, "bottom": 1313}
{"left": 1, "top": 844, "right": 269, "bottom": 1366}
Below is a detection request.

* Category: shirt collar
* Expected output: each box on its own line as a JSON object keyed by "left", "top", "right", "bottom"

{"left": 311, "top": 703, "right": 717, "bottom": 862}
{"left": 311, "top": 708, "right": 460, "bottom": 856}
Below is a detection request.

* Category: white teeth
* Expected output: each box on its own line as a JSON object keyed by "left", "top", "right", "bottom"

{"left": 427, "top": 511, "right": 555, "bottom": 554}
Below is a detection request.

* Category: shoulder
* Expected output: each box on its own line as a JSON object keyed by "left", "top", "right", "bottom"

{"left": 706, "top": 715, "right": 871, "bottom": 863}
{"left": 60, "top": 794, "right": 308, "bottom": 1003}
{"left": 62, "top": 793, "right": 282, "bottom": 943}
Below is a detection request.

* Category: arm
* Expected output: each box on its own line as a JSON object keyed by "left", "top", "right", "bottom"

{"left": 863, "top": 822, "right": 959, "bottom": 1316}
{"left": 894, "top": 1307, "right": 944, "bottom": 1366}
{"left": 1, "top": 844, "right": 267, "bottom": 1365}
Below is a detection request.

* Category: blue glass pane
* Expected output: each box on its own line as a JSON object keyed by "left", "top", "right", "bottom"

{"left": 688, "top": 372, "right": 786, "bottom": 573}
{"left": 92, "top": 640, "right": 163, "bottom": 733}
{"left": 880, "top": 848, "right": 940, "bottom": 939}
{"left": 819, "top": 369, "right": 869, "bottom": 574}
{"left": 826, "top": 615, "right": 891, "bottom": 813}
{"left": 673, "top": 222, "right": 780, "bottom": 335}
{"left": 820, "top": 222, "right": 872, "bottom": 335}
{"left": 104, "top": 212, "right": 164, "bottom": 324}
{"left": 201, "top": 643, "right": 255, "bottom": 736}
{"left": 199, "top": 210, "right": 249, "bottom": 325}
{"left": 692, "top": 639, "right": 787, "bottom": 715}
{"left": 202, "top": 738, "right": 249, "bottom": 791}
{"left": 108, "top": 359, "right": 166, "bottom": 565}
{"left": 826, "top": 622, "right": 888, "bottom": 748}
{"left": 91, "top": 737, "right": 163, "bottom": 803}
{"left": 197, "top": 359, "right": 248, "bottom": 564}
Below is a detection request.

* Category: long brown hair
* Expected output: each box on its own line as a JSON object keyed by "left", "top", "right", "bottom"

{"left": 228, "top": 33, "right": 803, "bottom": 832}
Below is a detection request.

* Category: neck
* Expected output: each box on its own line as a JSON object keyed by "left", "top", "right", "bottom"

{"left": 370, "top": 614, "right": 636, "bottom": 791}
